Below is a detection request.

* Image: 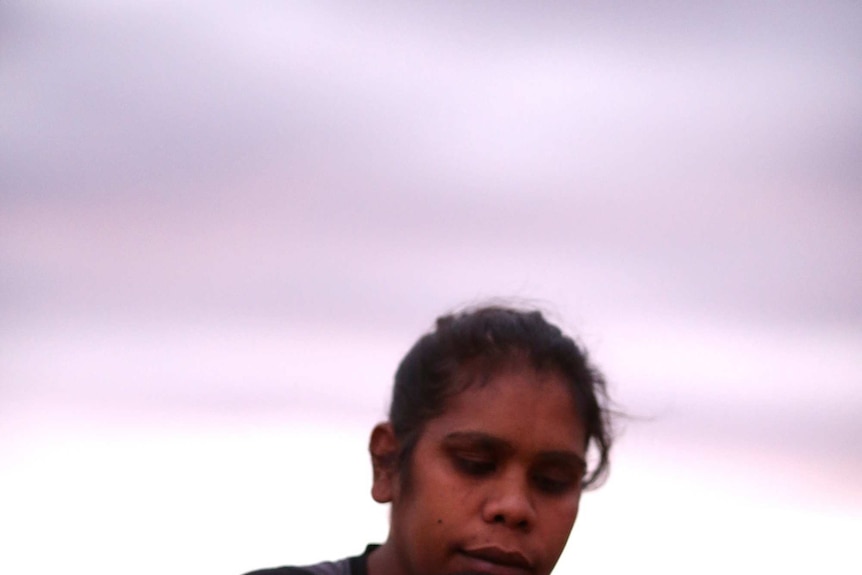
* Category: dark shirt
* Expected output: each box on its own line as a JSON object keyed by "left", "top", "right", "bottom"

{"left": 243, "top": 545, "right": 377, "bottom": 575}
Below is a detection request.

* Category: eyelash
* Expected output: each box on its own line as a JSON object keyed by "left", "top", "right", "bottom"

{"left": 454, "top": 455, "right": 496, "bottom": 476}
{"left": 532, "top": 474, "right": 577, "bottom": 495}
{"left": 453, "top": 455, "right": 579, "bottom": 495}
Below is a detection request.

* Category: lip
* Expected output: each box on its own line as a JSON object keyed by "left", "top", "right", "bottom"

{"left": 458, "top": 546, "right": 533, "bottom": 574}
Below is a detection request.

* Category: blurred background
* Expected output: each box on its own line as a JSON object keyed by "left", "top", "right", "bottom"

{"left": 1, "top": 1, "right": 860, "bottom": 574}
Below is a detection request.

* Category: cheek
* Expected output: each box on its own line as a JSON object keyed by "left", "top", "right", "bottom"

{"left": 541, "top": 499, "right": 581, "bottom": 547}
{"left": 414, "top": 448, "right": 475, "bottom": 502}
{"left": 399, "top": 455, "right": 483, "bottom": 547}
{"left": 419, "top": 467, "right": 476, "bottom": 523}
{"left": 399, "top": 457, "right": 464, "bottom": 523}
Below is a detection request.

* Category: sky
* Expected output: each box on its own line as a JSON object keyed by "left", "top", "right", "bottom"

{"left": 1, "top": 2, "right": 861, "bottom": 574}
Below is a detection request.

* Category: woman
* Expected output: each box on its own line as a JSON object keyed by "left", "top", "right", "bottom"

{"left": 246, "top": 305, "right": 614, "bottom": 575}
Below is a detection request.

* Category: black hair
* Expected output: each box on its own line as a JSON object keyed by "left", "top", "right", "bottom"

{"left": 389, "top": 305, "right": 614, "bottom": 489}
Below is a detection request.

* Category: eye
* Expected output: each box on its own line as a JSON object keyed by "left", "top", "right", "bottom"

{"left": 531, "top": 469, "right": 581, "bottom": 495}
{"left": 453, "top": 454, "right": 497, "bottom": 476}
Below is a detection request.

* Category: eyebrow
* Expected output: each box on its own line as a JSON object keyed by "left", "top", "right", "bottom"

{"left": 442, "top": 431, "right": 587, "bottom": 470}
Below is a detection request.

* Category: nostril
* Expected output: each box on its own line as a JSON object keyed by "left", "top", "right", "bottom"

{"left": 492, "top": 513, "right": 529, "bottom": 530}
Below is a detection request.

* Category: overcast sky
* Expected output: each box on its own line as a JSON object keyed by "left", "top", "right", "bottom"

{"left": 1, "top": 2, "right": 860, "bottom": 574}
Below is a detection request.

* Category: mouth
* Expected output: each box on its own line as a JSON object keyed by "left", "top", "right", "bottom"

{"left": 458, "top": 546, "right": 533, "bottom": 574}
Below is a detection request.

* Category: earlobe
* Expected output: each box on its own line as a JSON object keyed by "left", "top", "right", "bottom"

{"left": 369, "top": 422, "right": 399, "bottom": 503}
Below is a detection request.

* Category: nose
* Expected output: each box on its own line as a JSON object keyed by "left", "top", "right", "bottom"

{"left": 481, "top": 470, "right": 536, "bottom": 531}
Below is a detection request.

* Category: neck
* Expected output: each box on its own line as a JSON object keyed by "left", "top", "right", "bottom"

{"left": 366, "top": 540, "right": 404, "bottom": 575}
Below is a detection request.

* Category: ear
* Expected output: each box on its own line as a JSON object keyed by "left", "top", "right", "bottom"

{"left": 369, "top": 422, "right": 399, "bottom": 503}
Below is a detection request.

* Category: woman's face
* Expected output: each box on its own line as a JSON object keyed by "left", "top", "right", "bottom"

{"left": 373, "top": 366, "right": 587, "bottom": 575}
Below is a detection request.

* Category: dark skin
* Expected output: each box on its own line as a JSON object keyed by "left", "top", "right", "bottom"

{"left": 367, "top": 367, "right": 587, "bottom": 575}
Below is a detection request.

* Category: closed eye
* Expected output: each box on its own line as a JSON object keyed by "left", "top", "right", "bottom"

{"left": 531, "top": 473, "right": 579, "bottom": 495}
{"left": 453, "top": 454, "right": 497, "bottom": 476}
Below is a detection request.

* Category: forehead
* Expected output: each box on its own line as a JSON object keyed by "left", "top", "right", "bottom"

{"left": 424, "top": 367, "right": 587, "bottom": 457}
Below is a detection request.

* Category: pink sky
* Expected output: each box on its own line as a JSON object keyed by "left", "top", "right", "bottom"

{"left": 1, "top": 2, "right": 860, "bottom": 574}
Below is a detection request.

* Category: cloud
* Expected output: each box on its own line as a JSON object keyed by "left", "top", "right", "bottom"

{"left": 1, "top": 3, "right": 860, "bottom": 525}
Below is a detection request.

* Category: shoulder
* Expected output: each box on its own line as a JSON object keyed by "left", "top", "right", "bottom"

{"left": 243, "top": 556, "right": 352, "bottom": 575}
{"left": 243, "top": 545, "right": 378, "bottom": 575}
{"left": 244, "top": 569, "right": 317, "bottom": 575}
